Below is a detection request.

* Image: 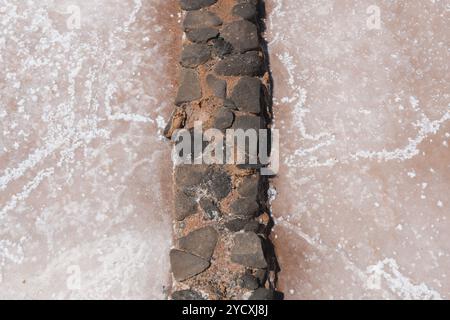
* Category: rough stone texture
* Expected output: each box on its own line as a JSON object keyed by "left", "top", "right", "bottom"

{"left": 230, "top": 197, "right": 260, "bottom": 217}
{"left": 239, "top": 273, "right": 259, "bottom": 290}
{"left": 231, "top": 232, "right": 267, "bottom": 268}
{"left": 232, "top": 3, "right": 257, "bottom": 20}
{"left": 244, "top": 220, "right": 261, "bottom": 233}
{"left": 180, "top": 0, "right": 218, "bottom": 11}
{"left": 178, "top": 226, "right": 219, "bottom": 260}
{"left": 174, "top": 189, "right": 199, "bottom": 221}
{"left": 211, "top": 38, "right": 233, "bottom": 59}
{"left": 214, "top": 108, "right": 235, "bottom": 130}
{"left": 221, "top": 20, "right": 260, "bottom": 53}
{"left": 175, "top": 68, "right": 202, "bottom": 105}
{"left": 203, "top": 167, "right": 232, "bottom": 200}
{"left": 232, "top": 115, "right": 264, "bottom": 131}
{"left": 186, "top": 28, "right": 219, "bottom": 43}
{"left": 215, "top": 51, "right": 262, "bottom": 76}
{"left": 237, "top": 175, "right": 260, "bottom": 198}
{"left": 181, "top": 43, "right": 211, "bottom": 68}
{"left": 225, "top": 218, "right": 251, "bottom": 232}
{"left": 206, "top": 74, "right": 227, "bottom": 99}
{"left": 231, "top": 76, "right": 262, "bottom": 113}
{"left": 199, "top": 198, "right": 221, "bottom": 219}
{"left": 170, "top": 249, "right": 210, "bottom": 282}
{"left": 172, "top": 290, "right": 205, "bottom": 300}
{"left": 183, "top": 10, "right": 222, "bottom": 30}
{"left": 249, "top": 288, "right": 274, "bottom": 300}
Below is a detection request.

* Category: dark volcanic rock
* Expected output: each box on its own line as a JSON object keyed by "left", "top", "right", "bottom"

{"left": 211, "top": 38, "right": 233, "bottom": 59}
{"left": 237, "top": 175, "right": 260, "bottom": 198}
{"left": 220, "top": 20, "right": 259, "bottom": 53}
{"left": 223, "top": 99, "right": 237, "bottom": 110}
{"left": 172, "top": 290, "right": 204, "bottom": 300}
{"left": 170, "top": 249, "right": 210, "bottom": 281}
{"left": 231, "top": 232, "right": 267, "bottom": 268}
{"left": 181, "top": 43, "right": 211, "bottom": 68}
{"left": 225, "top": 218, "right": 250, "bottom": 232}
{"left": 234, "top": 115, "right": 264, "bottom": 131}
{"left": 231, "top": 76, "right": 261, "bottom": 113}
{"left": 200, "top": 198, "right": 221, "bottom": 219}
{"left": 175, "top": 165, "right": 209, "bottom": 187}
{"left": 214, "top": 107, "right": 235, "bottom": 130}
{"left": 255, "top": 269, "right": 268, "bottom": 286}
{"left": 183, "top": 11, "right": 222, "bottom": 30}
{"left": 215, "top": 51, "right": 262, "bottom": 76}
{"left": 206, "top": 74, "right": 227, "bottom": 99}
{"left": 249, "top": 288, "right": 274, "bottom": 300}
{"left": 174, "top": 189, "right": 198, "bottom": 221}
{"left": 232, "top": 3, "right": 257, "bottom": 20}
{"left": 230, "top": 197, "right": 259, "bottom": 217}
{"left": 239, "top": 273, "right": 259, "bottom": 290}
{"left": 180, "top": 0, "right": 218, "bottom": 11}
{"left": 178, "top": 226, "right": 219, "bottom": 260}
{"left": 232, "top": 115, "right": 264, "bottom": 131}
{"left": 205, "top": 167, "right": 232, "bottom": 200}
{"left": 175, "top": 68, "right": 202, "bottom": 105}
{"left": 186, "top": 28, "right": 219, "bottom": 43}
{"left": 244, "top": 220, "right": 261, "bottom": 233}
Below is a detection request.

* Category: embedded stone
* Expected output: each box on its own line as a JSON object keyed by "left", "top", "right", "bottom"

{"left": 231, "top": 76, "right": 261, "bottom": 113}
{"left": 183, "top": 11, "right": 222, "bottom": 30}
{"left": 223, "top": 99, "right": 237, "bottom": 110}
{"left": 172, "top": 290, "right": 204, "bottom": 300}
{"left": 249, "top": 288, "right": 274, "bottom": 300}
{"left": 232, "top": 3, "right": 257, "bottom": 20}
{"left": 239, "top": 273, "right": 259, "bottom": 290}
{"left": 175, "top": 165, "right": 209, "bottom": 188}
{"left": 232, "top": 115, "right": 264, "bottom": 131}
{"left": 211, "top": 38, "right": 233, "bottom": 59}
{"left": 213, "top": 108, "right": 234, "bottom": 130}
{"left": 186, "top": 28, "right": 219, "bottom": 43}
{"left": 206, "top": 74, "right": 227, "bottom": 99}
{"left": 244, "top": 220, "right": 261, "bottom": 233}
{"left": 200, "top": 198, "right": 221, "bottom": 220}
{"left": 215, "top": 51, "right": 262, "bottom": 76}
{"left": 175, "top": 68, "right": 202, "bottom": 105}
{"left": 225, "top": 218, "right": 250, "bottom": 232}
{"left": 204, "top": 167, "right": 232, "bottom": 200}
{"left": 174, "top": 189, "right": 198, "bottom": 221}
{"left": 178, "top": 226, "right": 219, "bottom": 260}
{"left": 237, "top": 175, "right": 260, "bottom": 198}
{"left": 170, "top": 249, "right": 210, "bottom": 281}
{"left": 231, "top": 232, "right": 267, "bottom": 268}
{"left": 230, "top": 197, "right": 259, "bottom": 217}
{"left": 220, "top": 20, "right": 259, "bottom": 53}
{"left": 181, "top": 44, "right": 211, "bottom": 68}
{"left": 180, "top": 0, "right": 218, "bottom": 11}
{"left": 255, "top": 269, "right": 268, "bottom": 286}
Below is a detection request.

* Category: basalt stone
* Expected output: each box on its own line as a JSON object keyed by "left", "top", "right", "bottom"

{"left": 225, "top": 218, "right": 250, "bottom": 232}
{"left": 223, "top": 98, "right": 237, "bottom": 110}
{"left": 178, "top": 226, "right": 219, "bottom": 261}
{"left": 206, "top": 74, "right": 227, "bottom": 99}
{"left": 170, "top": 249, "right": 210, "bottom": 281}
{"left": 237, "top": 0, "right": 258, "bottom": 5}
{"left": 175, "top": 165, "right": 209, "bottom": 188}
{"left": 232, "top": 3, "right": 257, "bottom": 20}
{"left": 200, "top": 198, "right": 221, "bottom": 220}
{"left": 239, "top": 273, "right": 259, "bottom": 290}
{"left": 244, "top": 220, "right": 261, "bottom": 233}
{"left": 181, "top": 43, "right": 211, "bottom": 68}
{"left": 186, "top": 28, "right": 219, "bottom": 43}
{"left": 175, "top": 68, "right": 202, "bottom": 105}
{"left": 183, "top": 11, "right": 222, "bottom": 30}
{"left": 215, "top": 51, "right": 262, "bottom": 76}
{"left": 249, "top": 288, "right": 274, "bottom": 301}
{"left": 174, "top": 189, "right": 198, "bottom": 221}
{"left": 237, "top": 175, "right": 260, "bottom": 198}
{"left": 231, "top": 232, "right": 267, "bottom": 268}
{"left": 231, "top": 77, "right": 261, "bottom": 113}
{"left": 230, "top": 197, "right": 259, "bottom": 217}
{"left": 214, "top": 108, "right": 234, "bottom": 130}
{"left": 255, "top": 269, "right": 268, "bottom": 286}
{"left": 172, "top": 290, "right": 204, "bottom": 300}
{"left": 220, "top": 20, "right": 259, "bottom": 53}
{"left": 211, "top": 38, "right": 233, "bottom": 59}
{"left": 205, "top": 167, "right": 232, "bottom": 200}
{"left": 232, "top": 115, "right": 264, "bottom": 131}
{"left": 180, "top": 0, "right": 218, "bottom": 11}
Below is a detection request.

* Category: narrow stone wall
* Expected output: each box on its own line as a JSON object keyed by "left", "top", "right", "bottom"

{"left": 164, "top": 0, "right": 281, "bottom": 300}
